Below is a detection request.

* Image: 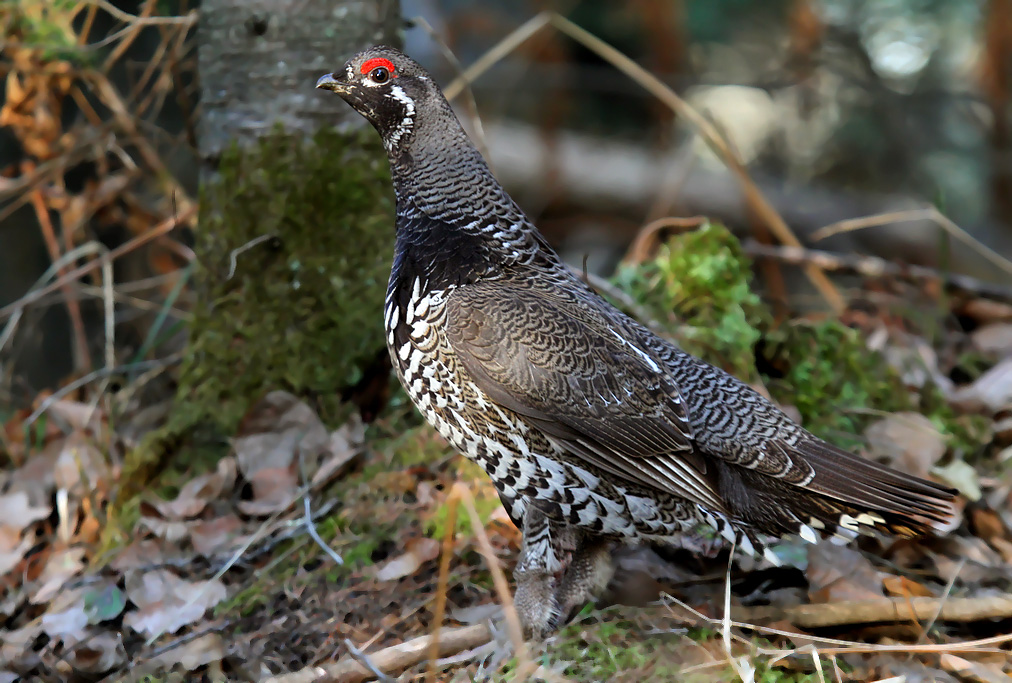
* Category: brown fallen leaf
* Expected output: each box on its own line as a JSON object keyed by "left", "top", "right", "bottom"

{"left": 951, "top": 357, "right": 1012, "bottom": 413}
{"left": 940, "top": 653, "right": 1010, "bottom": 683}
{"left": 31, "top": 546, "right": 86, "bottom": 604}
{"left": 122, "top": 569, "right": 227, "bottom": 637}
{"left": 235, "top": 466, "right": 298, "bottom": 516}
{"left": 864, "top": 412, "right": 947, "bottom": 479}
{"left": 0, "top": 525, "right": 35, "bottom": 575}
{"left": 311, "top": 416, "right": 366, "bottom": 487}
{"left": 150, "top": 632, "right": 225, "bottom": 672}
{"left": 39, "top": 587, "right": 89, "bottom": 645}
{"left": 0, "top": 624, "right": 42, "bottom": 664}
{"left": 110, "top": 538, "right": 168, "bottom": 571}
{"left": 882, "top": 574, "right": 936, "bottom": 598}
{"left": 234, "top": 391, "right": 329, "bottom": 480}
{"left": 807, "top": 543, "right": 885, "bottom": 603}
{"left": 53, "top": 431, "right": 111, "bottom": 495}
{"left": 374, "top": 536, "right": 441, "bottom": 581}
{"left": 0, "top": 490, "right": 51, "bottom": 533}
{"left": 188, "top": 514, "right": 245, "bottom": 556}
{"left": 64, "top": 631, "right": 127, "bottom": 675}
{"left": 145, "top": 456, "right": 236, "bottom": 519}
{"left": 44, "top": 399, "right": 105, "bottom": 434}
{"left": 137, "top": 503, "right": 190, "bottom": 543}
{"left": 968, "top": 507, "right": 1007, "bottom": 543}
{"left": 970, "top": 322, "right": 1012, "bottom": 356}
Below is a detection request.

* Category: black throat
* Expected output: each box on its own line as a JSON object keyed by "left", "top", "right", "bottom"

{"left": 388, "top": 199, "right": 502, "bottom": 297}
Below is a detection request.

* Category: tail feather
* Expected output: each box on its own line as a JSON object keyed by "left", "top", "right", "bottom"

{"left": 714, "top": 436, "right": 957, "bottom": 548}
{"left": 786, "top": 437, "right": 957, "bottom": 536}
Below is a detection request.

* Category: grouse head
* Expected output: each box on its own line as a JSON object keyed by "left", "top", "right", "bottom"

{"left": 316, "top": 46, "right": 435, "bottom": 153}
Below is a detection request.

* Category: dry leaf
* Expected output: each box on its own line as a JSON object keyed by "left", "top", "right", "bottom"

{"left": 971, "top": 322, "right": 1012, "bottom": 356}
{"left": 235, "top": 466, "right": 298, "bottom": 516}
{"left": 110, "top": 539, "right": 167, "bottom": 571}
{"left": 65, "top": 632, "right": 126, "bottom": 674}
{"left": 0, "top": 491, "right": 51, "bottom": 533}
{"left": 137, "top": 503, "right": 190, "bottom": 543}
{"left": 882, "top": 575, "right": 935, "bottom": 598}
{"left": 123, "top": 569, "right": 227, "bottom": 637}
{"left": 31, "top": 546, "right": 86, "bottom": 604}
{"left": 951, "top": 357, "right": 1012, "bottom": 412}
{"left": 54, "top": 432, "right": 111, "bottom": 499}
{"left": 189, "top": 514, "right": 245, "bottom": 556}
{"left": 45, "top": 399, "right": 104, "bottom": 434}
{"left": 311, "top": 417, "right": 365, "bottom": 487}
{"left": 865, "top": 412, "right": 946, "bottom": 479}
{"left": 234, "top": 391, "right": 329, "bottom": 480}
{"left": 40, "top": 587, "right": 89, "bottom": 645}
{"left": 374, "top": 537, "right": 441, "bottom": 581}
{"left": 968, "top": 507, "right": 1006, "bottom": 542}
{"left": 146, "top": 457, "right": 236, "bottom": 520}
{"left": 0, "top": 525, "right": 35, "bottom": 575}
{"left": 0, "top": 624, "right": 41, "bottom": 665}
{"left": 939, "top": 653, "right": 1009, "bottom": 683}
{"left": 150, "top": 632, "right": 225, "bottom": 671}
{"left": 807, "top": 543, "right": 885, "bottom": 603}
{"left": 933, "top": 460, "right": 982, "bottom": 502}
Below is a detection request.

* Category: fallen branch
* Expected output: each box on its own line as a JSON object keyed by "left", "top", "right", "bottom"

{"left": 744, "top": 242, "right": 1012, "bottom": 303}
{"left": 263, "top": 624, "right": 493, "bottom": 683}
{"left": 738, "top": 596, "right": 1012, "bottom": 629}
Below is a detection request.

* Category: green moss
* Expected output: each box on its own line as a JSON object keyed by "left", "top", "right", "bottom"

{"left": 611, "top": 224, "right": 986, "bottom": 457}
{"left": 762, "top": 320, "right": 911, "bottom": 447}
{"left": 179, "top": 125, "right": 394, "bottom": 434}
{"left": 120, "top": 126, "right": 393, "bottom": 490}
{"left": 611, "top": 222, "right": 764, "bottom": 380}
{"left": 528, "top": 617, "right": 682, "bottom": 681}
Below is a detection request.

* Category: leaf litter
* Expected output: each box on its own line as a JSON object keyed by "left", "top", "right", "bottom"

{"left": 2, "top": 297, "right": 1011, "bottom": 682}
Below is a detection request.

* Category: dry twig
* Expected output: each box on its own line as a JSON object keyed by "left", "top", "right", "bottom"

{"left": 263, "top": 624, "right": 493, "bottom": 683}
{"left": 812, "top": 207, "right": 1012, "bottom": 280}
{"left": 743, "top": 242, "right": 1012, "bottom": 302}
{"left": 738, "top": 595, "right": 1012, "bottom": 629}
{"left": 0, "top": 205, "right": 196, "bottom": 322}
{"left": 443, "top": 11, "right": 846, "bottom": 313}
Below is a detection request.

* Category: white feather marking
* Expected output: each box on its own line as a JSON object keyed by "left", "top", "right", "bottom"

{"left": 384, "top": 84, "right": 416, "bottom": 150}
{"left": 799, "top": 524, "right": 818, "bottom": 544}
{"left": 856, "top": 512, "right": 886, "bottom": 526}
{"left": 839, "top": 514, "right": 861, "bottom": 532}
{"left": 608, "top": 328, "right": 661, "bottom": 373}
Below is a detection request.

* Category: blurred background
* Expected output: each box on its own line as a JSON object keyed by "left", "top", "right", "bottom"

{"left": 2, "top": 0, "right": 1011, "bottom": 406}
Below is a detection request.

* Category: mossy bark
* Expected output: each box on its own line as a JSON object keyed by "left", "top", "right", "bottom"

{"left": 122, "top": 128, "right": 394, "bottom": 486}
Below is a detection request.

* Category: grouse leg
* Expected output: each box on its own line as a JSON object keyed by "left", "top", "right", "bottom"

{"left": 549, "top": 537, "right": 615, "bottom": 631}
{"left": 513, "top": 501, "right": 575, "bottom": 638}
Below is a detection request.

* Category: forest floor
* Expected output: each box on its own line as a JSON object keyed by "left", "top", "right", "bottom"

{"left": 3, "top": 222, "right": 1012, "bottom": 683}
{"left": 4, "top": 7, "right": 1012, "bottom": 681}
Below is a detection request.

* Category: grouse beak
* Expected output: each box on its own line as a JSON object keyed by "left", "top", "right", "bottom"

{"left": 316, "top": 73, "right": 348, "bottom": 94}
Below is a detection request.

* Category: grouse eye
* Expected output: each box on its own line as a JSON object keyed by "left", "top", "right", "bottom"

{"left": 370, "top": 66, "right": 390, "bottom": 83}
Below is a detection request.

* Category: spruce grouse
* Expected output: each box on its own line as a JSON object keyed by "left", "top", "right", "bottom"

{"left": 317, "top": 46, "right": 956, "bottom": 637}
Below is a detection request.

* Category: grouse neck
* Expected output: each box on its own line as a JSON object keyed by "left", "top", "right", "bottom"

{"left": 387, "top": 110, "right": 545, "bottom": 271}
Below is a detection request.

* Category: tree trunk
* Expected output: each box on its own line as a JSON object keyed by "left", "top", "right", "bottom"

{"left": 197, "top": 0, "right": 401, "bottom": 159}
{"left": 125, "top": 0, "right": 400, "bottom": 482}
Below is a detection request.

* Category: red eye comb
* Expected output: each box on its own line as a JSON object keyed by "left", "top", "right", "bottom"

{"left": 360, "top": 57, "right": 396, "bottom": 76}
